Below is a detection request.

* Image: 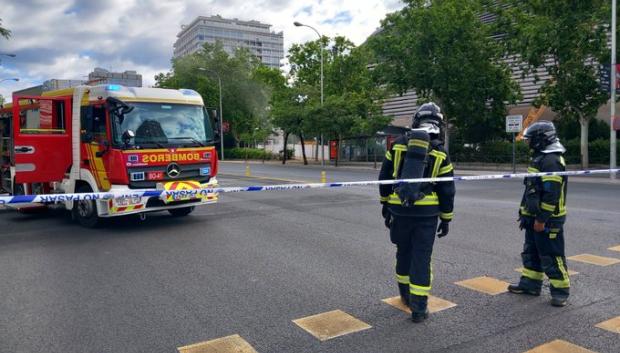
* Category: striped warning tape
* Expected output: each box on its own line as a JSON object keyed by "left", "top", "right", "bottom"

{"left": 0, "top": 168, "right": 618, "bottom": 205}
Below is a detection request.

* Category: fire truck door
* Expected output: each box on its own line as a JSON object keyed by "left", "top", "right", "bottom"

{"left": 12, "top": 96, "right": 72, "bottom": 184}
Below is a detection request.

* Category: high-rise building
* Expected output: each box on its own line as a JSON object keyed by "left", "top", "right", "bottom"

{"left": 174, "top": 15, "right": 284, "bottom": 68}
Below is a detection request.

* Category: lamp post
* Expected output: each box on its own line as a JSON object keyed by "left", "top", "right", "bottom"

{"left": 294, "top": 21, "right": 325, "bottom": 167}
{"left": 198, "top": 67, "right": 224, "bottom": 161}
{"left": 611, "top": 0, "right": 617, "bottom": 180}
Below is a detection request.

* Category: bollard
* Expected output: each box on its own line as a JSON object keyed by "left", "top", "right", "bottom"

{"left": 321, "top": 170, "right": 327, "bottom": 183}
{"left": 245, "top": 164, "right": 251, "bottom": 177}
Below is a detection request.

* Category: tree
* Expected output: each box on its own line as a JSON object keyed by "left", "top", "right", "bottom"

{"left": 494, "top": 0, "right": 610, "bottom": 168}
{"left": 369, "top": 0, "right": 520, "bottom": 147}
{"left": 0, "top": 94, "right": 4, "bottom": 106}
{"left": 0, "top": 18, "right": 10, "bottom": 40}
{"left": 287, "top": 36, "right": 390, "bottom": 165}
{"left": 155, "top": 42, "right": 272, "bottom": 147}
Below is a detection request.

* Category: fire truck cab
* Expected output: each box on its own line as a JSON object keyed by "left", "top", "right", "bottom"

{"left": 0, "top": 84, "right": 219, "bottom": 227}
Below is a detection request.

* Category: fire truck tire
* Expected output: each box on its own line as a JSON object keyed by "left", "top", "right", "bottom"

{"left": 72, "top": 184, "right": 101, "bottom": 228}
{"left": 168, "top": 206, "right": 195, "bottom": 217}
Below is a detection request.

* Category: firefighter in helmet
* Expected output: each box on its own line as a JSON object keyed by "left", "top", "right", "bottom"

{"left": 508, "top": 121, "right": 570, "bottom": 307}
{"left": 379, "top": 102, "right": 456, "bottom": 322}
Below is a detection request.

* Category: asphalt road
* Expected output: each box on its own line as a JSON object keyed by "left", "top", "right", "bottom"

{"left": 1, "top": 161, "right": 619, "bottom": 353}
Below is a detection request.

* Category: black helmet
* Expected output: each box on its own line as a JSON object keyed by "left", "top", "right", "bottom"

{"left": 523, "top": 121, "right": 558, "bottom": 151}
{"left": 412, "top": 102, "right": 443, "bottom": 135}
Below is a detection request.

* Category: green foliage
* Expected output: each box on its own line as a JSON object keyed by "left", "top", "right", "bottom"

{"left": 224, "top": 148, "right": 277, "bottom": 160}
{"left": 287, "top": 36, "right": 390, "bottom": 142}
{"left": 369, "top": 0, "right": 520, "bottom": 143}
{"left": 451, "top": 138, "right": 619, "bottom": 164}
{"left": 556, "top": 118, "right": 610, "bottom": 142}
{"left": 493, "top": 0, "right": 610, "bottom": 166}
{"left": 0, "top": 19, "right": 10, "bottom": 40}
{"left": 154, "top": 42, "right": 274, "bottom": 146}
{"left": 451, "top": 140, "right": 531, "bottom": 163}
{"left": 562, "top": 139, "right": 619, "bottom": 165}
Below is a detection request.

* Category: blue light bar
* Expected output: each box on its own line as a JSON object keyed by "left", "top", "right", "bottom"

{"left": 106, "top": 84, "right": 122, "bottom": 91}
{"left": 179, "top": 89, "right": 200, "bottom": 96}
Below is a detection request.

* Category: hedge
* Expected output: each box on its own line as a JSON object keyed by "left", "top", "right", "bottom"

{"left": 225, "top": 148, "right": 276, "bottom": 160}
{"left": 451, "top": 139, "right": 619, "bottom": 164}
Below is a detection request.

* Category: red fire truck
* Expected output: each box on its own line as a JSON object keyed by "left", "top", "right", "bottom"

{"left": 0, "top": 84, "right": 219, "bottom": 227}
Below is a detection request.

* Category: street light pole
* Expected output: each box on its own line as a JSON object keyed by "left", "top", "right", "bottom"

{"left": 0, "top": 78, "right": 19, "bottom": 84}
{"left": 294, "top": 21, "right": 325, "bottom": 167}
{"left": 198, "top": 67, "right": 224, "bottom": 161}
{"left": 612, "top": 0, "right": 617, "bottom": 180}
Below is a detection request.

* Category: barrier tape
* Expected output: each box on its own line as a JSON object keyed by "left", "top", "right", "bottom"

{"left": 0, "top": 168, "right": 618, "bottom": 206}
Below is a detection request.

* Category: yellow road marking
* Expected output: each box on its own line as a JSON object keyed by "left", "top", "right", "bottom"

{"left": 382, "top": 295, "right": 457, "bottom": 314}
{"left": 523, "top": 339, "right": 598, "bottom": 353}
{"left": 455, "top": 276, "right": 509, "bottom": 295}
{"left": 608, "top": 245, "right": 620, "bottom": 252}
{"left": 515, "top": 267, "right": 578, "bottom": 276}
{"left": 292, "top": 309, "right": 371, "bottom": 341}
{"left": 567, "top": 254, "right": 620, "bottom": 266}
{"left": 177, "top": 334, "right": 257, "bottom": 353}
{"left": 595, "top": 316, "right": 620, "bottom": 334}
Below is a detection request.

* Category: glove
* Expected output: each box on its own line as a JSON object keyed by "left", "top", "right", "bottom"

{"left": 436, "top": 221, "right": 449, "bottom": 238}
{"left": 382, "top": 204, "right": 392, "bottom": 229}
{"left": 518, "top": 216, "right": 526, "bottom": 231}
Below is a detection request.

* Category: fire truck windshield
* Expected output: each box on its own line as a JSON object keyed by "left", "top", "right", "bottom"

{"left": 111, "top": 102, "right": 215, "bottom": 148}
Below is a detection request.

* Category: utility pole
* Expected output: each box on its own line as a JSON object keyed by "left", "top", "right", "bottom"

{"left": 612, "top": 0, "right": 617, "bottom": 179}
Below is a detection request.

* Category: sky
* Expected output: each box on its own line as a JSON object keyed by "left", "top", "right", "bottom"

{"left": 0, "top": 0, "right": 404, "bottom": 102}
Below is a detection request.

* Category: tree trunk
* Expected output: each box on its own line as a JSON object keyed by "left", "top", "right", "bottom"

{"left": 314, "top": 137, "right": 319, "bottom": 161}
{"left": 282, "top": 131, "right": 289, "bottom": 165}
{"left": 335, "top": 135, "right": 341, "bottom": 167}
{"left": 579, "top": 116, "right": 589, "bottom": 169}
{"left": 300, "top": 133, "right": 308, "bottom": 165}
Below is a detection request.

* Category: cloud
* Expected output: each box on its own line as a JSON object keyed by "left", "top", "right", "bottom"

{"left": 0, "top": 0, "right": 405, "bottom": 101}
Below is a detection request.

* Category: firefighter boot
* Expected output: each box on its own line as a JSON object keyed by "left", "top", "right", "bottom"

{"left": 551, "top": 297, "right": 568, "bottom": 307}
{"left": 508, "top": 283, "right": 541, "bottom": 296}
{"left": 398, "top": 283, "right": 410, "bottom": 307}
{"left": 410, "top": 295, "right": 429, "bottom": 323}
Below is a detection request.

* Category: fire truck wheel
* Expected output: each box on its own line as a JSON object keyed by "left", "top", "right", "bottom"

{"left": 168, "top": 206, "right": 195, "bottom": 217}
{"left": 72, "top": 184, "right": 101, "bottom": 228}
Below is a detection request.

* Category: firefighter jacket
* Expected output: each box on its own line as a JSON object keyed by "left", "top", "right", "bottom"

{"left": 520, "top": 152, "right": 568, "bottom": 223}
{"left": 379, "top": 135, "right": 456, "bottom": 220}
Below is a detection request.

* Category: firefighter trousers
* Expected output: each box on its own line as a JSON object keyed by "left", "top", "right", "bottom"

{"left": 390, "top": 215, "right": 438, "bottom": 312}
{"left": 519, "top": 217, "right": 570, "bottom": 299}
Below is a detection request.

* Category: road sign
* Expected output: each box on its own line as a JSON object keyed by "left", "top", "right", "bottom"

{"left": 599, "top": 64, "right": 620, "bottom": 94}
{"left": 506, "top": 115, "right": 523, "bottom": 133}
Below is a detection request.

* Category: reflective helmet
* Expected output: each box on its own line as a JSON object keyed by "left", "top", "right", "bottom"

{"left": 412, "top": 102, "right": 443, "bottom": 135}
{"left": 523, "top": 121, "right": 558, "bottom": 151}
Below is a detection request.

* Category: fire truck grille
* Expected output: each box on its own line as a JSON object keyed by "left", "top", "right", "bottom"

{"left": 127, "top": 163, "right": 211, "bottom": 189}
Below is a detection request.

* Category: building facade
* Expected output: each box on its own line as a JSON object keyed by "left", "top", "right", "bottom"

{"left": 87, "top": 68, "right": 142, "bottom": 87}
{"left": 173, "top": 15, "right": 284, "bottom": 68}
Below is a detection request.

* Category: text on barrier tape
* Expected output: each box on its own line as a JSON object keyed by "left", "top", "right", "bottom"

{"left": 0, "top": 169, "right": 618, "bottom": 205}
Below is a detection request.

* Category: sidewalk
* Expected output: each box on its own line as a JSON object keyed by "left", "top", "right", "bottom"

{"left": 221, "top": 159, "right": 620, "bottom": 185}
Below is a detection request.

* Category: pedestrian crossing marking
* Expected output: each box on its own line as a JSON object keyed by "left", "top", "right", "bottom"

{"left": 567, "top": 254, "right": 620, "bottom": 266}
{"left": 595, "top": 316, "right": 620, "bottom": 334}
{"left": 515, "top": 267, "right": 578, "bottom": 276}
{"left": 609, "top": 245, "right": 620, "bottom": 252}
{"left": 454, "top": 276, "right": 509, "bottom": 295}
{"left": 177, "top": 334, "right": 257, "bottom": 353}
{"left": 382, "top": 295, "right": 457, "bottom": 314}
{"left": 292, "top": 309, "right": 371, "bottom": 341}
{"left": 523, "top": 339, "right": 598, "bottom": 353}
